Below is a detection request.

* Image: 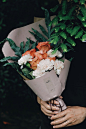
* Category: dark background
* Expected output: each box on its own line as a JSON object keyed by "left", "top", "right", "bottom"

{"left": 0, "top": 0, "right": 57, "bottom": 128}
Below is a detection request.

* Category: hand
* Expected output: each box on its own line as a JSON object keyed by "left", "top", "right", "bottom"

{"left": 37, "top": 96, "right": 60, "bottom": 117}
{"left": 51, "top": 106, "right": 86, "bottom": 128}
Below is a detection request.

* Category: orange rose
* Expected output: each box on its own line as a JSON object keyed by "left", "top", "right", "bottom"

{"left": 29, "top": 57, "right": 40, "bottom": 70}
{"left": 47, "top": 57, "right": 56, "bottom": 61}
{"left": 36, "top": 41, "right": 51, "bottom": 53}
{"left": 22, "top": 48, "right": 36, "bottom": 58}
{"left": 34, "top": 51, "right": 47, "bottom": 60}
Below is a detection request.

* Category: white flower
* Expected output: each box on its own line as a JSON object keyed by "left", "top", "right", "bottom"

{"left": 54, "top": 59, "right": 64, "bottom": 75}
{"left": 18, "top": 54, "right": 32, "bottom": 66}
{"left": 33, "top": 69, "right": 45, "bottom": 78}
{"left": 47, "top": 49, "right": 62, "bottom": 58}
{"left": 37, "top": 59, "right": 54, "bottom": 72}
{"left": 56, "top": 69, "right": 62, "bottom": 75}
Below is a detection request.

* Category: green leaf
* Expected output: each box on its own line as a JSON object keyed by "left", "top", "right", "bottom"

{"left": 39, "top": 24, "right": 49, "bottom": 38}
{"left": 0, "top": 38, "right": 6, "bottom": 45}
{"left": 80, "top": 0, "right": 85, "bottom": 5}
{"left": 71, "top": 26, "right": 80, "bottom": 36}
{"left": 67, "top": 5, "right": 76, "bottom": 16}
{"left": 62, "top": 0, "right": 67, "bottom": 15}
{"left": 31, "top": 42, "right": 37, "bottom": 49}
{"left": 75, "top": 30, "right": 83, "bottom": 39}
{"left": 62, "top": 16, "right": 70, "bottom": 20}
{"left": 29, "top": 31, "right": 42, "bottom": 42}
{"left": 2, "top": 0, "right": 6, "bottom": 2}
{"left": 82, "top": 34, "right": 86, "bottom": 41}
{"left": 73, "top": 0, "right": 78, "bottom": 3}
{"left": 67, "top": 37, "right": 76, "bottom": 46}
{"left": 60, "top": 23, "right": 66, "bottom": 30}
{"left": 66, "top": 27, "right": 72, "bottom": 34}
{"left": 82, "top": 22, "right": 86, "bottom": 27}
{"left": 29, "top": 71, "right": 35, "bottom": 79}
{"left": 58, "top": 12, "right": 63, "bottom": 21}
{"left": 29, "top": 38, "right": 36, "bottom": 44}
{"left": 77, "top": 15, "right": 85, "bottom": 21}
{"left": 60, "top": 32, "right": 67, "bottom": 39}
{"left": 60, "top": 44, "right": 68, "bottom": 52}
{"left": 20, "top": 42, "right": 24, "bottom": 53}
{"left": 24, "top": 39, "right": 30, "bottom": 53}
{"left": 3, "top": 62, "right": 19, "bottom": 70}
{"left": 55, "top": 27, "right": 60, "bottom": 32}
{"left": 6, "top": 38, "right": 20, "bottom": 52}
{"left": 21, "top": 68, "right": 32, "bottom": 79}
{"left": 80, "top": 5, "right": 86, "bottom": 18}
{"left": 26, "top": 62, "right": 30, "bottom": 68}
{"left": 52, "top": 16, "right": 58, "bottom": 26}
{"left": 65, "top": 43, "right": 74, "bottom": 51}
{"left": 0, "top": 56, "right": 19, "bottom": 62}
{"left": 41, "top": 7, "right": 51, "bottom": 38}
{"left": 51, "top": 48, "right": 58, "bottom": 55}
{"left": 50, "top": 4, "right": 59, "bottom": 12}
{"left": 53, "top": 37, "right": 59, "bottom": 44}
{"left": 15, "top": 52, "right": 22, "bottom": 57}
{"left": 32, "top": 28, "right": 47, "bottom": 41}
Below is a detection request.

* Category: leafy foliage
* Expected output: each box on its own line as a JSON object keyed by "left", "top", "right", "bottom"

{"left": 48, "top": 0, "right": 86, "bottom": 52}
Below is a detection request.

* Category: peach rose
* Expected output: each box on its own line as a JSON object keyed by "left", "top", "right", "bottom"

{"left": 22, "top": 48, "right": 36, "bottom": 58}
{"left": 34, "top": 51, "right": 47, "bottom": 60}
{"left": 29, "top": 57, "right": 40, "bottom": 70}
{"left": 47, "top": 57, "right": 56, "bottom": 61}
{"left": 36, "top": 41, "right": 51, "bottom": 53}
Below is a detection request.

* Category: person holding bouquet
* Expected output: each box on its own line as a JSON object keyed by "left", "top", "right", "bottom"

{"left": 37, "top": 40, "right": 86, "bottom": 129}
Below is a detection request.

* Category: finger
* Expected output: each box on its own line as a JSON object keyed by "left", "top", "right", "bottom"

{"left": 51, "top": 114, "right": 69, "bottom": 125}
{"left": 49, "top": 100, "right": 59, "bottom": 105}
{"left": 51, "top": 110, "right": 68, "bottom": 120}
{"left": 41, "top": 101, "right": 51, "bottom": 110}
{"left": 41, "top": 105, "right": 53, "bottom": 114}
{"left": 52, "top": 119, "right": 73, "bottom": 128}
{"left": 51, "top": 106, "right": 60, "bottom": 111}
{"left": 41, "top": 108, "right": 52, "bottom": 116}
{"left": 66, "top": 118, "right": 77, "bottom": 127}
{"left": 59, "top": 96, "right": 63, "bottom": 99}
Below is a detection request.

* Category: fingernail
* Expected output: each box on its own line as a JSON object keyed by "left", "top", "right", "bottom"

{"left": 53, "top": 126, "right": 55, "bottom": 128}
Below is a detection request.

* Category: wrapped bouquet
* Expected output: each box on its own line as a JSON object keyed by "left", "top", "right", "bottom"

{"left": 0, "top": 8, "right": 71, "bottom": 114}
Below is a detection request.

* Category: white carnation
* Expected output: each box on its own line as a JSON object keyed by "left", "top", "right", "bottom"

{"left": 18, "top": 54, "right": 32, "bottom": 66}
{"left": 37, "top": 59, "right": 54, "bottom": 72}
{"left": 54, "top": 59, "right": 64, "bottom": 75}
{"left": 33, "top": 69, "right": 45, "bottom": 78}
{"left": 47, "top": 49, "right": 62, "bottom": 58}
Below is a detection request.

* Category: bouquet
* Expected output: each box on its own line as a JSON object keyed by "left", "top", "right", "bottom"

{"left": 0, "top": 8, "right": 71, "bottom": 115}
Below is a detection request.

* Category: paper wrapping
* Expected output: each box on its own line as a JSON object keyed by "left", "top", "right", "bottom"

{"left": 24, "top": 59, "right": 70, "bottom": 101}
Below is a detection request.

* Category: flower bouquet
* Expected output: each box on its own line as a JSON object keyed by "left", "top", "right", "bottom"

{"left": 0, "top": 8, "right": 71, "bottom": 114}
